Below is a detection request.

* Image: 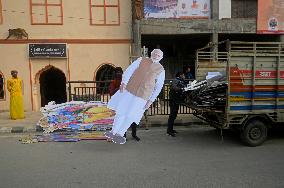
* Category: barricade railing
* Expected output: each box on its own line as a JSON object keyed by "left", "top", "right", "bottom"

{"left": 67, "top": 80, "right": 111, "bottom": 103}
{"left": 67, "top": 80, "right": 193, "bottom": 116}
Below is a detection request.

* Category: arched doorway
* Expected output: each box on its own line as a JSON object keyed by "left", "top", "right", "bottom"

{"left": 95, "top": 64, "right": 116, "bottom": 94}
{"left": 96, "top": 64, "right": 116, "bottom": 81}
{"left": 39, "top": 67, "right": 67, "bottom": 106}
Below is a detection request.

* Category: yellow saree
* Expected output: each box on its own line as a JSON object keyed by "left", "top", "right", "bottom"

{"left": 7, "top": 78, "right": 25, "bottom": 119}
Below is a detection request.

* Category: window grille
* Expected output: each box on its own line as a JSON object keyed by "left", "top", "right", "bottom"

{"left": 30, "top": 0, "right": 63, "bottom": 25}
{"left": 231, "top": 0, "right": 257, "bottom": 18}
{"left": 90, "top": 0, "right": 120, "bottom": 25}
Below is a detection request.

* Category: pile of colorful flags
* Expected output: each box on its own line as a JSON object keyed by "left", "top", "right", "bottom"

{"left": 38, "top": 101, "right": 115, "bottom": 133}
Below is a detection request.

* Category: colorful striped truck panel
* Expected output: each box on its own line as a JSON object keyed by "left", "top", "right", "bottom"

{"left": 229, "top": 55, "right": 284, "bottom": 112}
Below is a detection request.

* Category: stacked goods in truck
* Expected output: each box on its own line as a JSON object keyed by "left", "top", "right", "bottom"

{"left": 183, "top": 72, "right": 227, "bottom": 111}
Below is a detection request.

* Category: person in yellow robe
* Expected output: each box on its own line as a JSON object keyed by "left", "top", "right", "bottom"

{"left": 7, "top": 70, "right": 25, "bottom": 119}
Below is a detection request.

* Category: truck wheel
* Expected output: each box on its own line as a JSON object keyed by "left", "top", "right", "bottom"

{"left": 241, "top": 120, "right": 267, "bottom": 147}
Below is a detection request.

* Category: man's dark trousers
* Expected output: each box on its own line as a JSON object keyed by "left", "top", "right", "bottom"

{"left": 167, "top": 103, "right": 179, "bottom": 133}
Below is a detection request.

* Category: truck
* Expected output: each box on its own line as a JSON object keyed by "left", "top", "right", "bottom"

{"left": 191, "top": 40, "right": 284, "bottom": 146}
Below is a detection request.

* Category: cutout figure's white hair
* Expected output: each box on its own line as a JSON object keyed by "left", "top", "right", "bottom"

{"left": 151, "top": 49, "right": 163, "bottom": 57}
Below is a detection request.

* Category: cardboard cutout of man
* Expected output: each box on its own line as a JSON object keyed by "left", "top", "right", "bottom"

{"left": 105, "top": 49, "right": 165, "bottom": 144}
{"left": 7, "top": 70, "right": 25, "bottom": 120}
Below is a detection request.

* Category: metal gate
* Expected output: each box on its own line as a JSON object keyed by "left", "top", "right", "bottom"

{"left": 67, "top": 80, "right": 192, "bottom": 116}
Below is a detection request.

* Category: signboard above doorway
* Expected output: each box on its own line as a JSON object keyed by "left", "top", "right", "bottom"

{"left": 29, "top": 43, "right": 67, "bottom": 58}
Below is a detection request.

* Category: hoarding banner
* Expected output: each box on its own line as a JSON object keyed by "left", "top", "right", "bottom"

{"left": 144, "top": 0, "right": 210, "bottom": 19}
{"left": 257, "top": 0, "right": 284, "bottom": 34}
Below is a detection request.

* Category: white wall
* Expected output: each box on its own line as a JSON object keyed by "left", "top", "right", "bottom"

{"left": 219, "top": 0, "right": 231, "bottom": 19}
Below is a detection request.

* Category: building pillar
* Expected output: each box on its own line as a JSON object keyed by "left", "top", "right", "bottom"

{"left": 211, "top": 32, "right": 218, "bottom": 60}
{"left": 131, "top": 20, "right": 141, "bottom": 63}
{"left": 211, "top": 0, "right": 219, "bottom": 60}
{"left": 211, "top": 0, "right": 219, "bottom": 20}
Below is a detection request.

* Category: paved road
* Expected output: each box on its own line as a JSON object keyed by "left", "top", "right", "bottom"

{"left": 0, "top": 126, "right": 284, "bottom": 188}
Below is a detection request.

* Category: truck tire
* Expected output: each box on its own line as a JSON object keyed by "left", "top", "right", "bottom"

{"left": 241, "top": 120, "right": 267, "bottom": 147}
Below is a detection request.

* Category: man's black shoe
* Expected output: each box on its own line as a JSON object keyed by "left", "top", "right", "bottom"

{"left": 172, "top": 130, "right": 178, "bottom": 134}
{"left": 132, "top": 135, "right": 140, "bottom": 141}
{"left": 167, "top": 131, "right": 176, "bottom": 137}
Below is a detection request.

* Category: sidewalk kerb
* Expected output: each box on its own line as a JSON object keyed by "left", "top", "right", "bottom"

{"left": 11, "top": 127, "right": 24, "bottom": 133}
{"left": 0, "top": 127, "right": 13, "bottom": 133}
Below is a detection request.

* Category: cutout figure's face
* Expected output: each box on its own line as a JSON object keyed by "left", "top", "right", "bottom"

{"left": 151, "top": 49, "right": 163, "bottom": 62}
